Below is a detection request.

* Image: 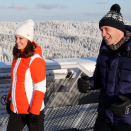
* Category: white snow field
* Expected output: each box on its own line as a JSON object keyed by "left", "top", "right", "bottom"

{"left": 0, "top": 20, "right": 130, "bottom": 62}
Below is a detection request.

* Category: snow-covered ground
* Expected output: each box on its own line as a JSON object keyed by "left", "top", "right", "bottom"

{"left": 0, "top": 20, "right": 131, "bottom": 62}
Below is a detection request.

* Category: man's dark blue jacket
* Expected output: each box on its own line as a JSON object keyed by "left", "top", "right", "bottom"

{"left": 89, "top": 25, "right": 131, "bottom": 125}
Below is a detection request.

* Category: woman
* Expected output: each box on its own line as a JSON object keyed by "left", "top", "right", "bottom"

{"left": 5, "top": 19, "right": 46, "bottom": 131}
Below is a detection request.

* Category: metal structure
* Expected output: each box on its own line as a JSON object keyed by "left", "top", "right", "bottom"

{"left": 0, "top": 61, "right": 100, "bottom": 131}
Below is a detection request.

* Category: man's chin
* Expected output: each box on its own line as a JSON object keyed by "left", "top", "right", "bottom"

{"left": 105, "top": 42, "right": 111, "bottom": 46}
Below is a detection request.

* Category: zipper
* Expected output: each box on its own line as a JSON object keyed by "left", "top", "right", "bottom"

{"left": 106, "top": 65, "right": 108, "bottom": 84}
{"left": 117, "top": 63, "right": 122, "bottom": 84}
{"left": 12, "top": 58, "right": 21, "bottom": 113}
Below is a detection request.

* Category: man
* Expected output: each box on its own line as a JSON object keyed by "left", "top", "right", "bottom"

{"left": 78, "top": 4, "right": 131, "bottom": 131}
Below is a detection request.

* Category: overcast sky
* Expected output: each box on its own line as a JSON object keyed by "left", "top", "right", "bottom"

{"left": 0, "top": 0, "right": 131, "bottom": 22}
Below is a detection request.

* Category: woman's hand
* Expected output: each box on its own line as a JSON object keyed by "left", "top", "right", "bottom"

{"left": 29, "top": 113, "right": 38, "bottom": 127}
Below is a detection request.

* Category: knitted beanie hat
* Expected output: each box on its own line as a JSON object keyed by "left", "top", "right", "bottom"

{"left": 15, "top": 19, "right": 35, "bottom": 42}
{"left": 99, "top": 4, "right": 125, "bottom": 33}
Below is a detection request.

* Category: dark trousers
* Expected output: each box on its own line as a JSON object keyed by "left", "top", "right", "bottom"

{"left": 94, "top": 116, "right": 131, "bottom": 131}
{"left": 7, "top": 110, "right": 44, "bottom": 131}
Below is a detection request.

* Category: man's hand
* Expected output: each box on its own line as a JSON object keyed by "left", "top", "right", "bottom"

{"left": 29, "top": 113, "right": 38, "bottom": 127}
{"left": 110, "top": 95, "right": 131, "bottom": 116}
{"left": 78, "top": 75, "right": 91, "bottom": 93}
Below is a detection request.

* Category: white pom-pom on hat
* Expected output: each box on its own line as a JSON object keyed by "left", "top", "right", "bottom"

{"left": 14, "top": 19, "right": 35, "bottom": 42}
{"left": 24, "top": 19, "right": 35, "bottom": 27}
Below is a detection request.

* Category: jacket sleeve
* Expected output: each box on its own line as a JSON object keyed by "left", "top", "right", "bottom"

{"left": 29, "top": 57, "right": 46, "bottom": 115}
{"left": 6, "top": 85, "right": 12, "bottom": 100}
{"left": 88, "top": 55, "right": 102, "bottom": 90}
{"left": 7, "top": 60, "right": 14, "bottom": 100}
{"left": 7, "top": 77, "right": 12, "bottom": 100}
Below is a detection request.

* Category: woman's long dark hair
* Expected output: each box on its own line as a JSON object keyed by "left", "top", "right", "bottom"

{"left": 13, "top": 40, "right": 36, "bottom": 60}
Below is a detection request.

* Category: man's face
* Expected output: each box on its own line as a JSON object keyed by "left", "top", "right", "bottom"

{"left": 100, "top": 26, "right": 124, "bottom": 45}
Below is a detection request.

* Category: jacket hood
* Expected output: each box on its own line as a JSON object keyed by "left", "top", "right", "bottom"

{"left": 32, "top": 41, "right": 42, "bottom": 57}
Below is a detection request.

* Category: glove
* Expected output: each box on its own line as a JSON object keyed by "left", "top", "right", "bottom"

{"left": 78, "top": 75, "right": 91, "bottom": 93}
{"left": 5, "top": 99, "right": 11, "bottom": 114}
{"left": 29, "top": 113, "right": 38, "bottom": 127}
{"left": 110, "top": 95, "right": 131, "bottom": 116}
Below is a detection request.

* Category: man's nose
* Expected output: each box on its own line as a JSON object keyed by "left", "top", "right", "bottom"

{"left": 102, "top": 30, "right": 106, "bottom": 37}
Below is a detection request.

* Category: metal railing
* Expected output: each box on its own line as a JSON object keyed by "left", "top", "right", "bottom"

{"left": 0, "top": 60, "right": 99, "bottom": 131}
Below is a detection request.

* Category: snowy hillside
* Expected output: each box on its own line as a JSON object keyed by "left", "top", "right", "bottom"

{"left": 0, "top": 20, "right": 131, "bottom": 62}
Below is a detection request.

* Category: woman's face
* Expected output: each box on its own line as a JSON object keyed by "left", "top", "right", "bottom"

{"left": 15, "top": 35, "right": 28, "bottom": 49}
